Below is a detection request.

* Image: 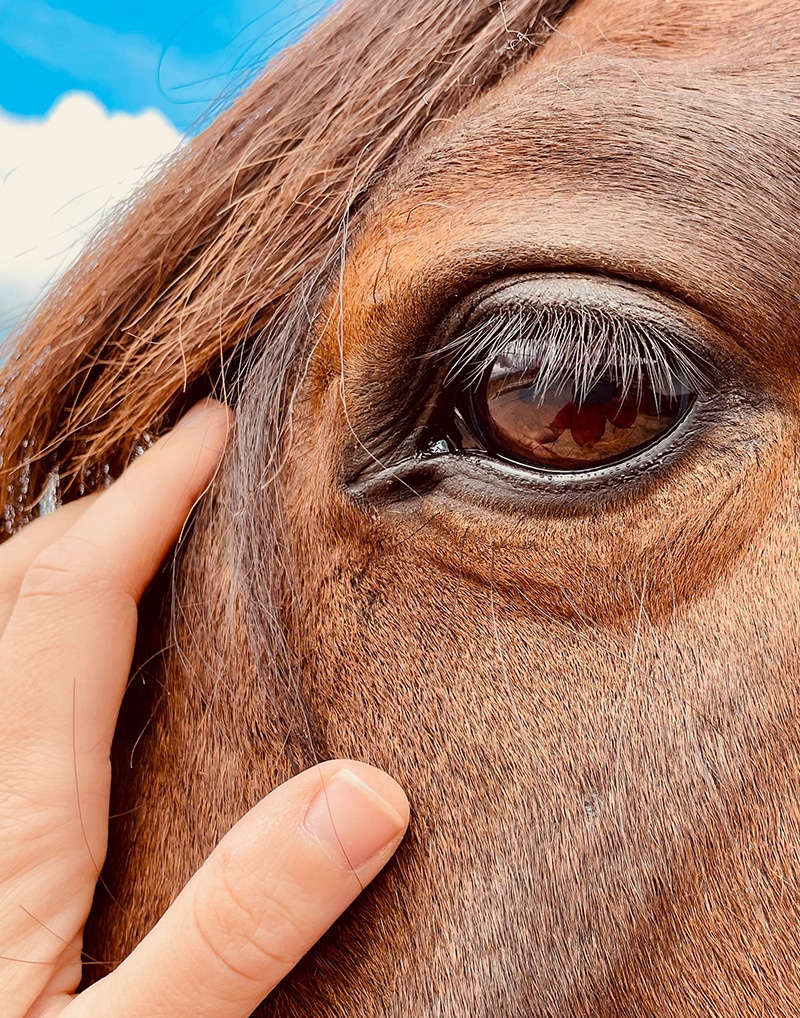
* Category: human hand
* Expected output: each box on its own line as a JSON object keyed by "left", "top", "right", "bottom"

{"left": 0, "top": 401, "right": 410, "bottom": 1018}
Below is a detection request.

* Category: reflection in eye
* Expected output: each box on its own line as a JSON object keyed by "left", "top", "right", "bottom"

{"left": 441, "top": 296, "right": 705, "bottom": 474}
{"left": 475, "top": 363, "right": 691, "bottom": 470}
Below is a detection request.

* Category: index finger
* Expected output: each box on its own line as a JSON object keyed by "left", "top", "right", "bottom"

{"left": 29, "top": 399, "right": 230, "bottom": 603}
{"left": 0, "top": 400, "right": 231, "bottom": 1006}
{"left": 0, "top": 398, "right": 231, "bottom": 768}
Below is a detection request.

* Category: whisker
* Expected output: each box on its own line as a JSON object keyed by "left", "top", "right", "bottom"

{"left": 613, "top": 557, "right": 649, "bottom": 835}
{"left": 488, "top": 543, "right": 537, "bottom": 760}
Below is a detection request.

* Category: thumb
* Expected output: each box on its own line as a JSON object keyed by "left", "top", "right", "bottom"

{"left": 67, "top": 761, "right": 409, "bottom": 1018}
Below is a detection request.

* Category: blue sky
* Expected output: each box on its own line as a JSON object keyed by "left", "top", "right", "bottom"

{"left": 0, "top": 0, "right": 333, "bottom": 131}
{"left": 0, "top": 1, "right": 333, "bottom": 339}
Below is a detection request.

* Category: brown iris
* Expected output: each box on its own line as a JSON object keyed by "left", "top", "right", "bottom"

{"left": 466, "top": 362, "right": 692, "bottom": 471}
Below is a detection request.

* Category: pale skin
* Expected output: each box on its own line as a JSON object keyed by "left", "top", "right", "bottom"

{"left": 0, "top": 400, "right": 410, "bottom": 1018}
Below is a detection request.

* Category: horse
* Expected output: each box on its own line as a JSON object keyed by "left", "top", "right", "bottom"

{"left": 2, "top": 0, "right": 800, "bottom": 1013}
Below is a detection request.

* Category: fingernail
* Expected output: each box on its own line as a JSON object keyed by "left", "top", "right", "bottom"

{"left": 304, "top": 768, "right": 408, "bottom": 871}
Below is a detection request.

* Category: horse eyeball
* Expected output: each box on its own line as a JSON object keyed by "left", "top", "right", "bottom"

{"left": 466, "top": 360, "right": 693, "bottom": 473}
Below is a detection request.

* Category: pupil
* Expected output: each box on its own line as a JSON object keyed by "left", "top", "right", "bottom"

{"left": 472, "top": 363, "right": 690, "bottom": 471}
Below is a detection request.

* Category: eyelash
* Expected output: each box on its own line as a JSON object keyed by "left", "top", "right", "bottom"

{"left": 436, "top": 303, "right": 709, "bottom": 409}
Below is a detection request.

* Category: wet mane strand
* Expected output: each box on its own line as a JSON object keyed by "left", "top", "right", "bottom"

{"left": 0, "top": 0, "right": 576, "bottom": 534}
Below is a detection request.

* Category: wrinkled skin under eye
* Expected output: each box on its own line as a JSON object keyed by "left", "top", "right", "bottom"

{"left": 463, "top": 360, "right": 693, "bottom": 472}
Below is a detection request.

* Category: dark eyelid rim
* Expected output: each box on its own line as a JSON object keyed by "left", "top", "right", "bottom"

{"left": 347, "top": 393, "right": 711, "bottom": 515}
{"left": 343, "top": 268, "right": 731, "bottom": 496}
{"left": 411, "top": 271, "right": 713, "bottom": 478}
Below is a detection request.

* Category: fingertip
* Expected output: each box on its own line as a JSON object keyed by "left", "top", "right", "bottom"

{"left": 170, "top": 399, "right": 233, "bottom": 454}
{"left": 73, "top": 761, "right": 409, "bottom": 1016}
{"left": 173, "top": 398, "right": 232, "bottom": 431}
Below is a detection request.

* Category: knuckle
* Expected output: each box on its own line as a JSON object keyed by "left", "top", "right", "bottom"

{"left": 193, "top": 867, "right": 308, "bottom": 984}
{"left": 19, "top": 537, "right": 112, "bottom": 603}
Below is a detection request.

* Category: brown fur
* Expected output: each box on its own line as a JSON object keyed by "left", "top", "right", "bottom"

{"left": 3, "top": 0, "right": 800, "bottom": 1014}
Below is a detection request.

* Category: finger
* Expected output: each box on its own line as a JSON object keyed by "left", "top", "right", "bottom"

{"left": 18, "top": 398, "right": 231, "bottom": 606}
{"left": 0, "top": 495, "right": 99, "bottom": 636}
{"left": 1, "top": 399, "right": 232, "bottom": 767}
{"left": 67, "top": 761, "right": 410, "bottom": 1018}
{"left": 0, "top": 402, "right": 231, "bottom": 1008}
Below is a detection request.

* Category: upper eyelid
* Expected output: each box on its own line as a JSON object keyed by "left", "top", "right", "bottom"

{"left": 431, "top": 302, "right": 711, "bottom": 402}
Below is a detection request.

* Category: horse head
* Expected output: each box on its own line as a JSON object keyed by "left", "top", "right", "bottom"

{"left": 2, "top": 1, "right": 799, "bottom": 1014}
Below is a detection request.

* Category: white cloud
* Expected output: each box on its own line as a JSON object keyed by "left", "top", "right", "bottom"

{"left": 0, "top": 92, "right": 183, "bottom": 339}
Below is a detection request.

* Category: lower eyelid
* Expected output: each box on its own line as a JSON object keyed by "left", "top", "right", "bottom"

{"left": 403, "top": 392, "right": 706, "bottom": 510}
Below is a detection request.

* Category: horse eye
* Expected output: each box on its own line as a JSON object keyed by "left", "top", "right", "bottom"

{"left": 457, "top": 354, "right": 694, "bottom": 473}
{"left": 422, "top": 276, "right": 708, "bottom": 479}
